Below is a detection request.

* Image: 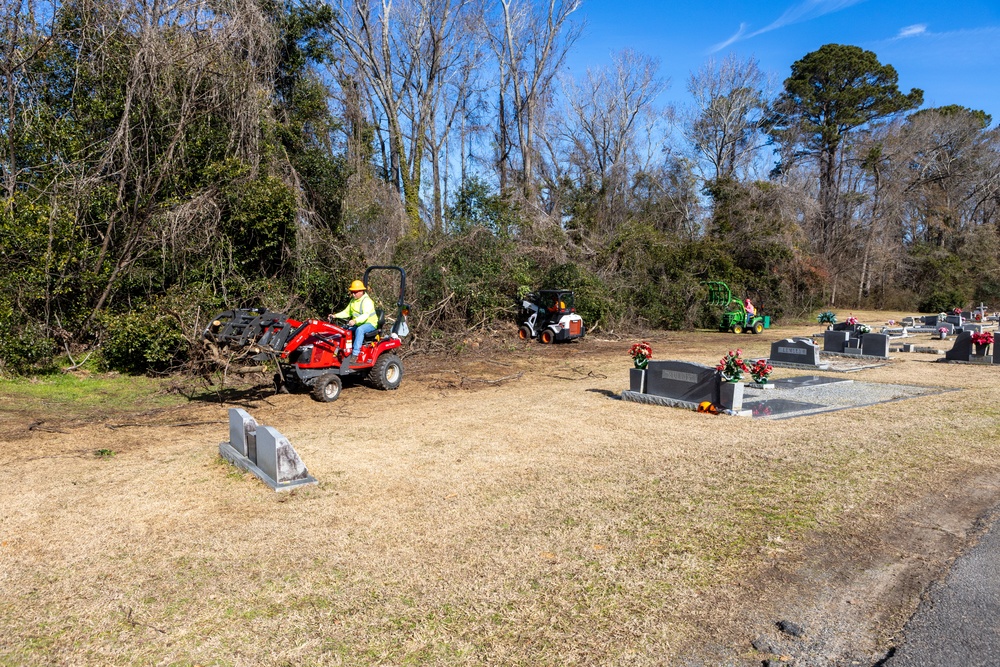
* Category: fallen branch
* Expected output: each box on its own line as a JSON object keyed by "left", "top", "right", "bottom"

{"left": 105, "top": 420, "right": 226, "bottom": 430}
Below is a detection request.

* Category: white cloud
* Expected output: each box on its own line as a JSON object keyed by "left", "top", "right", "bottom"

{"left": 708, "top": 0, "right": 867, "bottom": 52}
{"left": 709, "top": 23, "right": 748, "bottom": 54}
{"left": 897, "top": 24, "right": 928, "bottom": 38}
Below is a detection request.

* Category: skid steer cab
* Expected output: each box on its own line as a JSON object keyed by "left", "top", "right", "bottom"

{"left": 204, "top": 266, "right": 411, "bottom": 402}
{"left": 517, "top": 289, "right": 586, "bottom": 343}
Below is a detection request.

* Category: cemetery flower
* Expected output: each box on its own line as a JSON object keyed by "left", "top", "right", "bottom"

{"left": 716, "top": 349, "right": 750, "bottom": 383}
{"left": 971, "top": 331, "right": 994, "bottom": 347}
{"left": 629, "top": 342, "right": 653, "bottom": 369}
{"left": 846, "top": 316, "right": 858, "bottom": 326}
{"left": 953, "top": 307, "right": 962, "bottom": 315}
{"left": 938, "top": 327, "right": 949, "bottom": 334}
{"left": 749, "top": 359, "right": 774, "bottom": 384}
{"left": 817, "top": 311, "right": 837, "bottom": 325}
{"left": 856, "top": 324, "right": 871, "bottom": 335}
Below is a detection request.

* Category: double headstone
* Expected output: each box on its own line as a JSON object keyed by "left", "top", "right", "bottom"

{"left": 770, "top": 338, "right": 821, "bottom": 366}
{"left": 220, "top": 408, "right": 318, "bottom": 491}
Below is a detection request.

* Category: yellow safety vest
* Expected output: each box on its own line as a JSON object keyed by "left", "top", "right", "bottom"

{"left": 333, "top": 294, "right": 378, "bottom": 327}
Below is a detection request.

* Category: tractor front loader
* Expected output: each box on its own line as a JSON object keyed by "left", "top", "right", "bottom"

{"left": 204, "top": 266, "right": 411, "bottom": 402}
{"left": 704, "top": 281, "right": 769, "bottom": 334}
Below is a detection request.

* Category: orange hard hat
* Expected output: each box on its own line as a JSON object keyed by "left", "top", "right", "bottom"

{"left": 348, "top": 280, "right": 366, "bottom": 292}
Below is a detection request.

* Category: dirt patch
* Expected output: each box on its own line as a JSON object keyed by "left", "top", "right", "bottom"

{"left": 2, "top": 312, "right": 999, "bottom": 666}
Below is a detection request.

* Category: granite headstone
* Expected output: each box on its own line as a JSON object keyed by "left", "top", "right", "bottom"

{"left": 823, "top": 330, "right": 851, "bottom": 353}
{"left": 643, "top": 360, "right": 719, "bottom": 404}
{"left": 769, "top": 338, "right": 821, "bottom": 366}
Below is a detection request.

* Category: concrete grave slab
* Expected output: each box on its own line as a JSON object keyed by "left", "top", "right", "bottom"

{"left": 771, "top": 375, "right": 854, "bottom": 388}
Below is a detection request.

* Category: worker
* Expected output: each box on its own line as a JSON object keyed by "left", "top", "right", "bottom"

{"left": 329, "top": 279, "right": 378, "bottom": 362}
{"left": 744, "top": 298, "right": 756, "bottom": 325}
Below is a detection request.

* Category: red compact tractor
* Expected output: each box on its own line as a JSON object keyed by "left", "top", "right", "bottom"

{"left": 204, "top": 266, "right": 410, "bottom": 402}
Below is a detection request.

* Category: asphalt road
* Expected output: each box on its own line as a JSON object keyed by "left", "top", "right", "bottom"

{"left": 883, "top": 510, "right": 1000, "bottom": 666}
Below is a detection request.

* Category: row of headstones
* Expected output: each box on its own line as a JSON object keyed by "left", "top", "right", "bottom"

{"left": 906, "top": 314, "right": 993, "bottom": 333}
{"left": 221, "top": 408, "right": 317, "bottom": 491}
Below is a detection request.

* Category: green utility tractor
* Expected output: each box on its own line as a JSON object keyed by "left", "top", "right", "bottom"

{"left": 704, "top": 281, "right": 770, "bottom": 334}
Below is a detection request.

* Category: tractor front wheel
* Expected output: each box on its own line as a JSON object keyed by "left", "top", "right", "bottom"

{"left": 369, "top": 353, "right": 403, "bottom": 390}
{"left": 311, "top": 373, "right": 342, "bottom": 402}
{"left": 731, "top": 324, "right": 744, "bottom": 334}
{"left": 518, "top": 325, "right": 532, "bottom": 341}
{"left": 752, "top": 322, "right": 764, "bottom": 334}
{"left": 540, "top": 329, "right": 555, "bottom": 344}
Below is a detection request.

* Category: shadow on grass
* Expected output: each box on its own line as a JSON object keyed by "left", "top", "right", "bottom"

{"left": 184, "top": 383, "right": 278, "bottom": 407}
{"left": 586, "top": 388, "right": 621, "bottom": 400}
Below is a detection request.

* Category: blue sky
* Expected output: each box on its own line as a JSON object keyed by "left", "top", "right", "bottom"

{"left": 567, "top": 0, "right": 1000, "bottom": 124}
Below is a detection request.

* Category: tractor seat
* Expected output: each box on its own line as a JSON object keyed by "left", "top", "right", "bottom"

{"left": 362, "top": 309, "right": 385, "bottom": 342}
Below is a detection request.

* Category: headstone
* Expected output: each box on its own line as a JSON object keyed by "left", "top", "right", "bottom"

{"left": 945, "top": 331, "right": 974, "bottom": 361}
{"left": 937, "top": 322, "right": 955, "bottom": 335}
{"left": 922, "top": 315, "right": 939, "bottom": 327}
{"left": 255, "top": 426, "right": 312, "bottom": 487}
{"left": 643, "top": 360, "right": 719, "bottom": 404}
{"left": 228, "top": 408, "right": 257, "bottom": 459}
{"left": 902, "top": 317, "right": 915, "bottom": 326}
{"left": 832, "top": 322, "right": 857, "bottom": 333}
{"left": 861, "top": 333, "right": 890, "bottom": 358}
{"left": 220, "top": 410, "right": 317, "bottom": 491}
{"left": 824, "top": 330, "right": 851, "bottom": 353}
{"left": 946, "top": 314, "right": 963, "bottom": 327}
{"left": 963, "top": 323, "right": 984, "bottom": 333}
{"left": 769, "top": 338, "right": 821, "bottom": 366}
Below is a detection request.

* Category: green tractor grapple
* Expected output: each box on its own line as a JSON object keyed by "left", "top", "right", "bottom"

{"left": 704, "top": 281, "right": 770, "bottom": 334}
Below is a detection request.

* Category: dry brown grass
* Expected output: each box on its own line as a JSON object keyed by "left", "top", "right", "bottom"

{"left": 2, "top": 311, "right": 999, "bottom": 666}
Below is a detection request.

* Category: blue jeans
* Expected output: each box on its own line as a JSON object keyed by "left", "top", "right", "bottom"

{"left": 350, "top": 323, "right": 376, "bottom": 356}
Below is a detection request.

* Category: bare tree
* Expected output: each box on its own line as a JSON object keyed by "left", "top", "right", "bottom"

{"left": 684, "top": 53, "right": 771, "bottom": 184}
{"left": 330, "top": 0, "right": 473, "bottom": 236}
{"left": 485, "top": 0, "right": 581, "bottom": 204}
{"left": 555, "top": 49, "right": 669, "bottom": 239}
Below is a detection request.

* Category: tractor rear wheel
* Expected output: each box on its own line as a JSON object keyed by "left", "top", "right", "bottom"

{"left": 540, "top": 329, "right": 555, "bottom": 344}
{"left": 752, "top": 322, "right": 764, "bottom": 334}
{"left": 518, "top": 325, "right": 532, "bottom": 341}
{"left": 731, "top": 324, "right": 744, "bottom": 334}
{"left": 369, "top": 353, "right": 403, "bottom": 390}
{"left": 311, "top": 373, "right": 342, "bottom": 402}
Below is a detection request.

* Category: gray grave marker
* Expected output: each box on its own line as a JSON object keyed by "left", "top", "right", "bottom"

{"left": 861, "top": 333, "right": 890, "bottom": 359}
{"left": 228, "top": 408, "right": 257, "bottom": 458}
{"left": 922, "top": 315, "right": 939, "bottom": 327}
{"left": 823, "top": 330, "right": 850, "bottom": 353}
{"left": 769, "top": 338, "right": 821, "bottom": 366}
{"left": 643, "top": 360, "right": 719, "bottom": 404}
{"left": 944, "top": 331, "right": 974, "bottom": 361}
{"left": 220, "top": 411, "right": 317, "bottom": 491}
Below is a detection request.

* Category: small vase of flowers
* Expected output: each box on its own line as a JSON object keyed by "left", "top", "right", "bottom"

{"left": 748, "top": 359, "right": 774, "bottom": 386}
{"left": 971, "top": 331, "right": 994, "bottom": 356}
{"left": 628, "top": 342, "right": 652, "bottom": 393}
{"left": 938, "top": 326, "right": 949, "bottom": 340}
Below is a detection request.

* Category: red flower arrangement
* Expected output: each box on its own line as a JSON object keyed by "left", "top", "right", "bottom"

{"left": 749, "top": 359, "right": 774, "bottom": 384}
{"left": 971, "top": 331, "right": 994, "bottom": 347}
{"left": 846, "top": 315, "right": 858, "bottom": 326}
{"left": 716, "top": 349, "right": 750, "bottom": 382}
{"left": 629, "top": 342, "right": 653, "bottom": 369}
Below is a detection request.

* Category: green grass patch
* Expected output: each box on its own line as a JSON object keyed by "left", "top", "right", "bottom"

{"left": 0, "top": 372, "right": 186, "bottom": 422}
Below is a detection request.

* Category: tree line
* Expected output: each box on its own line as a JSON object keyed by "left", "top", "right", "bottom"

{"left": 1, "top": 0, "right": 998, "bottom": 374}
